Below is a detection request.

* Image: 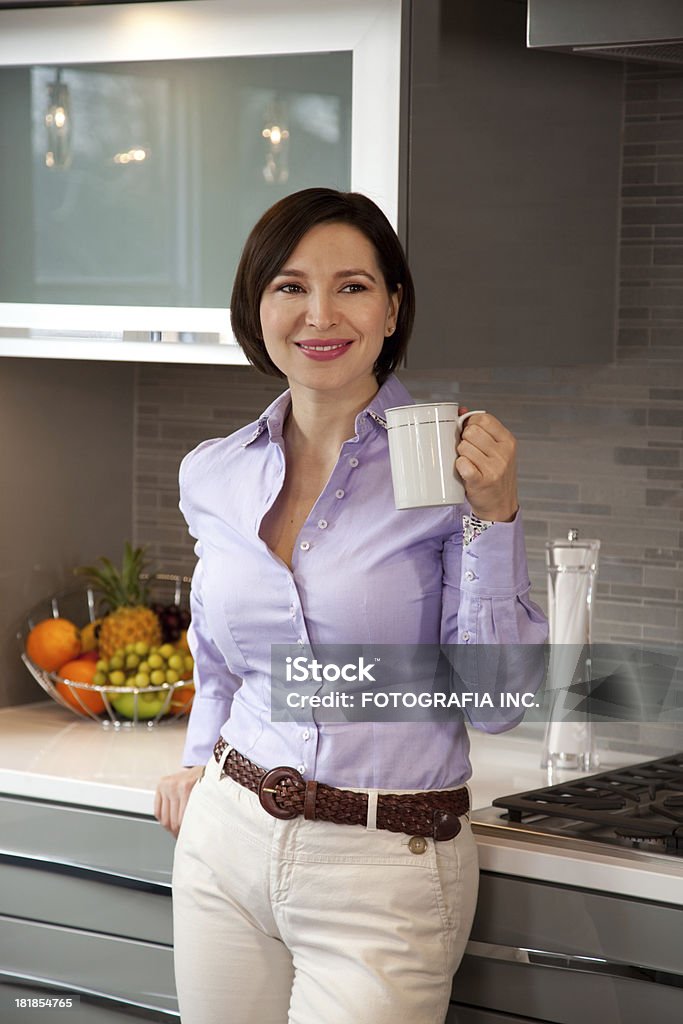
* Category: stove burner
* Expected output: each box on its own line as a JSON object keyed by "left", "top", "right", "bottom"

{"left": 492, "top": 753, "right": 683, "bottom": 857}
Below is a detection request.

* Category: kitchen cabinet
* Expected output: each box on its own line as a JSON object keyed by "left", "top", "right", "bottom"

{"left": 0, "top": 792, "right": 178, "bottom": 1020}
{"left": 447, "top": 871, "right": 683, "bottom": 1023}
{"left": 405, "top": 0, "right": 624, "bottom": 369}
{"left": 0, "top": 0, "right": 400, "bottom": 365}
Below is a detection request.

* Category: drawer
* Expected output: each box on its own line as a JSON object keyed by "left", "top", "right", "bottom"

{"left": 0, "top": 860, "right": 172, "bottom": 945}
{"left": 0, "top": 916, "right": 177, "bottom": 1015}
{"left": 1, "top": 978, "right": 178, "bottom": 1023}
{"left": 471, "top": 872, "right": 682, "bottom": 976}
{"left": 452, "top": 952, "right": 683, "bottom": 1024}
{"left": 0, "top": 795, "right": 174, "bottom": 886}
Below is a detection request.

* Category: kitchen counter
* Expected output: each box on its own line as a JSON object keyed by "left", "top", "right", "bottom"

{"left": 1, "top": 701, "right": 681, "bottom": 904}
{"left": 0, "top": 700, "right": 590, "bottom": 814}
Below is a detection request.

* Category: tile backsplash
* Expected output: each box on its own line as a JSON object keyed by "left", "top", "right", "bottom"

{"left": 134, "top": 63, "right": 682, "bottom": 757}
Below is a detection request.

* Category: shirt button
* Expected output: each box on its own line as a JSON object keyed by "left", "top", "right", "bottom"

{"left": 462, "top": 631, "right": 471, "bottom": 643}
{"left": 335, "top": 489, "right": 345, "bottom": 499}
{"left": 302, "top": 729, "right": 310, "bottom": 741}
{"left": 297, "top": 764, "right": 306, "bottom": 774}
{"left": 298, "top": 637, "right": 305, "bottom": 646}
{"left": 318, "top": 519, "right": 328, "bottom": 530}
{"left": 349, "top": 457, "right": 359, "bottom": 468}
{"left": 300, "top": 541, "right": 310, "bottom": 551}
{"left": 408, "top": 836, "right": 427, "bottom": 855}
{"left": 464, "top": 570, "right": 476, "bottom": 582}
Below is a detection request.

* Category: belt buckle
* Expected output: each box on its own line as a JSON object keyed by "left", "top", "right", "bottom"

{"left": 258, "top": 766, "right": 303, "bottom": 820}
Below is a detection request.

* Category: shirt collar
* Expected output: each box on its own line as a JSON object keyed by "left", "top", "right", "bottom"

{"left": 241, "top": 388, "right": 292, "bottom": 447}
{"left": 241, "top": 373, "right": 415, "bottom": 448}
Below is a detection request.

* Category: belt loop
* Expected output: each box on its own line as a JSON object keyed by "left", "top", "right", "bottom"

{"left": 366, "top": 790, "right": 379, "bottom": 831}
{"left": 218, "top": 741, "right": 233, "bottom": 777}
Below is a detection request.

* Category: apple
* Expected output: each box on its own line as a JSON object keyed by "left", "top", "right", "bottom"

{"left": 110, "top": 688, "right": 170, "bottom": 721}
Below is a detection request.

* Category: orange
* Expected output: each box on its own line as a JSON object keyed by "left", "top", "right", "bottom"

{"left": 169, "top": 684, "right": 194, "bottom": 716}
{"left": 55, "top": 657, "right": 106, "bottom": 716}
{"left": 26, "top": 618, "right": 82, "bottom": 672}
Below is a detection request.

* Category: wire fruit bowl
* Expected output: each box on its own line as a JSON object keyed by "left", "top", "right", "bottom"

{"left": 18, "top": 574, "right": 194, "bottom": 729}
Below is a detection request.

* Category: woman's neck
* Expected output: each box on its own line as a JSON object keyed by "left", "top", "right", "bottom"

{"left": 284, "top": 377, "right": 380, "bottom": 462}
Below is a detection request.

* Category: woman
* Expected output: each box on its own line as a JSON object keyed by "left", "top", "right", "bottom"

{"left": 155, "top": 188, "right": 547, "bottom": 1024}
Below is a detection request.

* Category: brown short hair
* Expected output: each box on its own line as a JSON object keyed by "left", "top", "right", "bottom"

{"left": 230, "top": 188, "right": 415, "bottom": 385}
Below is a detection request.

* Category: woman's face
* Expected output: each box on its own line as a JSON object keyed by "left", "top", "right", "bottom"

{"left": 259, "top": 221, "right": 400, "bottom": 399}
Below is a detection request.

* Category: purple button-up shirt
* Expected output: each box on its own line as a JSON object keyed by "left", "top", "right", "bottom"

{"left": 180, "top": 373, "right": 548, "bottom": 789}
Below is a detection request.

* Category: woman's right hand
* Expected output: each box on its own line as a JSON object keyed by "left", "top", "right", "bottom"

{"left": 154, "top": 765, "right": 205, "bottom": 838}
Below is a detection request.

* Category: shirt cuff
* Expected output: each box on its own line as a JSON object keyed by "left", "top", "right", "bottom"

{"left": 461, "top": 508, "right": 530, "bottom": 596}
{"left": 462, "top": 512, "right": 495, "bottom": 547}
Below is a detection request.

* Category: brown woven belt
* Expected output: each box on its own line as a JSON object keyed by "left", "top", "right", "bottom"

{"left": 213, "top": 737, "right": 468, "bottom": 841}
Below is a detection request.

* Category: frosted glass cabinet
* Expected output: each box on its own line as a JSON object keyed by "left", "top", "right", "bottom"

{"left": 0, "top": 0, "right": 402, "bottom": 364}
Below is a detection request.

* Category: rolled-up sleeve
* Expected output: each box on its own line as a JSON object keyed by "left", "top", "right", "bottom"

{"left": 441, "top": 508, "right": 548, "bottom": 732}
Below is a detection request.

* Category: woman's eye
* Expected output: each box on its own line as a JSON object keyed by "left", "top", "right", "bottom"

{"left": 342, "top": 283, "right": 366, "bottom": 293}
{"left": 279, "top": 283, "right": 304, "bottom": 294}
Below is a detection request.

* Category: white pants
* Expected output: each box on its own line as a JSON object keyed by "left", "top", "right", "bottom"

{"left": 172, "top": 746, "right": 479, "bottom": 1024}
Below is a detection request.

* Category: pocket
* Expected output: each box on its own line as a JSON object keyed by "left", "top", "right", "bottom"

{"left": 430, "top": 836, "right": 462, "bottom": 932}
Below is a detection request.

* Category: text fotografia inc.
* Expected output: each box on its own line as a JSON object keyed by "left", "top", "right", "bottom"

{"left": 285, "top": 690, "right": 540, "bottom": 710}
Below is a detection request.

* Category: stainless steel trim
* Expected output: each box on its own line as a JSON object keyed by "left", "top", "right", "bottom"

{"left": 470, "top": 814, "right": 681, "bottom": 868}
{"left": 465, "top": 941, "right": 683, "bottom": 986}
{"left": 0, "top": 970, "right": 179, "bottom": 1020}
{"left": 527, "top": 0, "right": 683, "bottom": 65}
{"left": 0, "top": 850, "right": 171, "bottom": 894}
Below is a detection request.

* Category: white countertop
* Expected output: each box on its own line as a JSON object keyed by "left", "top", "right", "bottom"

{"left": 1, "top": 701, "right": 681, "bottom": 904}
{"left": 0, "top": 700, "right": 590, "bottom": 815}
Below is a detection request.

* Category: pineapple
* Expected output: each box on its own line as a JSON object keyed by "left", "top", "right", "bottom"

{"left": 76, "top": 543, "right": 162, "bottom": 659}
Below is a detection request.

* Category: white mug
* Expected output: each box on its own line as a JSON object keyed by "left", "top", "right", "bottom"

{"left": 385, "top": 403, "right": 486, "bottom": 510}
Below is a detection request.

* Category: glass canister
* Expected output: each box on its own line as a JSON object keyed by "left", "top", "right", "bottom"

{"left": 541, "top": 530, "right": 601, "bottom": 771}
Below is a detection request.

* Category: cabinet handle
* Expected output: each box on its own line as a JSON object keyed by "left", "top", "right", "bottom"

{"left": 0, "top": 970, "right": 178, "bottom": 1021}
{"left": 0, "top": 850, "right": 170, "bottom": 896}
{"left": 465, "top": 941, "right": 683, "bottom": 988}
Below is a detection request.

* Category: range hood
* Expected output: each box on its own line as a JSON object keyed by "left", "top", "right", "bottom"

{"left": 527, "top": 0, "right": 683, "bottom": 66}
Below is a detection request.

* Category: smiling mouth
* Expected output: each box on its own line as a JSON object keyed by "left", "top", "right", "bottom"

{"left": 295, "top": 341, "right": 354, "bottom": 352}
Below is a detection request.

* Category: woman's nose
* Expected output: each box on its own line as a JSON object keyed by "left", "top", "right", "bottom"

{"left": 306, "top": 291, "right": 338, "bottom": 329}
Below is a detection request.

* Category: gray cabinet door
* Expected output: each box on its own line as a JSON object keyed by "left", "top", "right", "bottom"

{"left": 0, "top": 916, "right": 176, "bottom": 1015}
{"left": 0, "top": 795, "right": 175, "bottom": 886}
{"left": 406, "top": 0, "right": 623, "bottom": 369}
{"left": 1, "top": 979, "right": 177, "bottom": 1023}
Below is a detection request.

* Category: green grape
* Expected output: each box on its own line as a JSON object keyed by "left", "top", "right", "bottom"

{"left": 159, "top": 643, "right": 175, "bottom": 660}
{"left": 150, "top": 669, "right": 166, "bottom": 686}
{"left": 125, "top": 653, "right": 141, "bottom": 670}
{"left": 96, "top": 659, "right": 108, "bottom": 673}
{"left": 134, "top": 641, "right": 149, "bottom": 657}
{"left": 134, "top": 672, "right": 151, "bottom": 688}
{"left": 165, "top": 668, "right": 180, "bottom": 685}
{"left": 168, "top": 653, "right": 184, "bottom": 671}
{"left": 93, "top": 671, "right": 107, "bottom": 686}
{"left": 125, "top": 643, "right": 136, "bottom": 654}
{"left": 110, "top": 654, "right": 125, "bottom": 671}
{"left": 148, "top": 653, "right": 163, "bottom": 670}
{"left": 109, "top": 670, "right": 126, "bottom": 686}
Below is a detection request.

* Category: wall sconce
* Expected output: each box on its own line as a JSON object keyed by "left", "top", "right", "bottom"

{"left": 45, "top": 69, "right": 72, "bottom": 170}
{"left": 262, "top": 100, "right": 290, "bottom": 184}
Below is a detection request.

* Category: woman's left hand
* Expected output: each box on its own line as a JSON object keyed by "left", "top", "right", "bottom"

{"left": 455, "top": 409, "right": 519, "bottom": 523}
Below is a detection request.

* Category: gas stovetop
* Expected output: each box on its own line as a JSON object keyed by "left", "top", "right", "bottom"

{"left": 479, "top": 753, "right": 683, "bottom": 859}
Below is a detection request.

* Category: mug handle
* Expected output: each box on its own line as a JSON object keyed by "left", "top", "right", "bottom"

{"left": 457, "top": 409, "right": 486, "bottom": 429}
